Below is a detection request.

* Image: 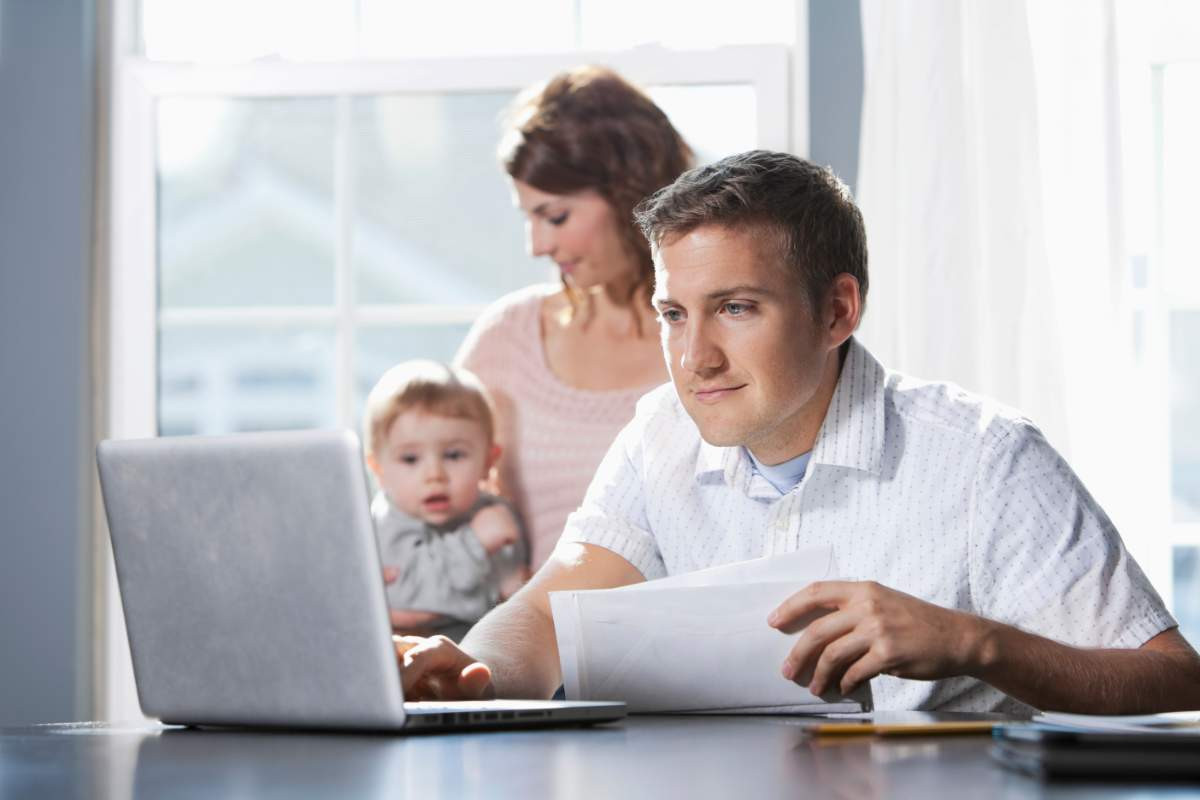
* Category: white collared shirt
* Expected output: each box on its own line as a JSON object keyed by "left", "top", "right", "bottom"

{"left": 560, "top": 338, "right": 1176, "bottom": 712}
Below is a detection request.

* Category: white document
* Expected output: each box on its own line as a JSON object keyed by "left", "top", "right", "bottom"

{"left": 1035, "top": 711, "right": 1200, "bottom": 734}
{"left": 549, "top": 546, "right": 872, "bottom": 713}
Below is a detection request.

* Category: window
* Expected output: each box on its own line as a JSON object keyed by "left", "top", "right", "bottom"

{"left": 1117, "top": 0, "right": 1200, "bottom": 644}
{"left": 147, "top": 63, "right": 780, "bottom": 441}
{"left": 104, "top": 1, "right": 801, "bottom": 720}
{"left": 1161, "top": 63, "right": 1200, "bottom": 645}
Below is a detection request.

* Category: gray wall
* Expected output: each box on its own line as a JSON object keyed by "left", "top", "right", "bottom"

{"left": 809, "top": 0, "right": 864, "bottom": 194}
{"left": 0, "top": 0, "right": 95, "bottom": 724}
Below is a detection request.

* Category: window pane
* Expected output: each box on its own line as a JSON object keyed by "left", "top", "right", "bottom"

{"left": 579, "top": 0, "right": 794, "bottom": 49}
{"left": 141, "top": 0, "right": 357, "bottom": 62}
{"left": 158, "top": 325, "right": 337, "bottom": 435}
{"left": 647, "top": 85, "right": 758, "bottom": 165}
{"left": 1173, "top": 546, "right": 1200, "bottom": 646}
{"left": 1172, "top": 311, "right": 1200, "bottom": 522}
{"left": 354, "top": 323, "right": 475, "bottom": 426}
{"left": 348, "top": 85, "right": 757, "bottom": 306}
{"left": 1163, "top": 63, "right": 1200, "bottom": 304}
{"left": 359, "top": 0, "right": 574, "bottom": 59}
{"left": 349, "top": 93, "right": 542, "bottom": 305}
{"left": 158, "top": 97, "right": 337, "bottom": 308}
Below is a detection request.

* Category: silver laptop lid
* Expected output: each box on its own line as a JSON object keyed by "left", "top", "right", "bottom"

{"left": 97, "top": 430, "right": 407, "bottom": 729}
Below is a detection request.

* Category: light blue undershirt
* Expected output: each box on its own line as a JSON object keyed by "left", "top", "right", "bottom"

{"left": 744, "top": 447, "right": 813, "bottom": 495}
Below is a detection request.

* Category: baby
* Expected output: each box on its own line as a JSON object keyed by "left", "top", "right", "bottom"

{"left": 363, "top": 360, "right": 527, "bottom": 641}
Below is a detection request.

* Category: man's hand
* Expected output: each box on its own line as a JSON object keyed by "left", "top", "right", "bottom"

{"left": 394, "top": 635, "right": 496, "bottom": 700}
{"left": 471, "top": 504, "right": 520, "bottom": 554}
{"left": 768, "top": 581, "right": 982, "bottom": 699}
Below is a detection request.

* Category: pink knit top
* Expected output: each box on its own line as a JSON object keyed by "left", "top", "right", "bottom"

{"left": 455, "top": 284, "right": 660, "bottom": 570}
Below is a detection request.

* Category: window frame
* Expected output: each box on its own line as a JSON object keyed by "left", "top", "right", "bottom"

{"left": 102, "top": 39, "right": 800, "bottom": 720}
{"left": 1151, "top": 61, "right": 1200, "bottom": 589}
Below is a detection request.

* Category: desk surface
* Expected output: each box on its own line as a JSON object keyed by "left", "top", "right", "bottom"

{"left": 2, "top": 716, "right": 1197, "bottom": 799}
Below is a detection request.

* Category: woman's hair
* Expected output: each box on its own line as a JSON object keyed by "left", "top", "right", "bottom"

{"left": 498, "top": 66, "right": 693, "bottom": 317}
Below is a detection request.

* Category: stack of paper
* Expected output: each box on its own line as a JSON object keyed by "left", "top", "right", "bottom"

{"left": 1034, "top": 711, "right": 1200, "bottom": 734}
{"left": 549, "top": 546, "right": 873, "bottom": 714}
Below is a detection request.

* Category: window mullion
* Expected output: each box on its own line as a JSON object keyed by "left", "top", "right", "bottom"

{"left": 334, "top": 93, "right": 356, "bottom": 431}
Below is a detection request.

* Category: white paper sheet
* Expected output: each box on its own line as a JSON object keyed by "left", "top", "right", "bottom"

{"left": 1036, "top": 711, "right": 1200, "bottom": 734}
{"left": 550, "top": 547, "right": 872, "bottom": 713}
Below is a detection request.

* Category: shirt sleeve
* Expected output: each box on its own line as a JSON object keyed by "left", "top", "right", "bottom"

{"left": 558, "top": 412, "right": 668, "bottom": 580}
{"left": 968, "top": 420, "right": 1176, "bottom": 649}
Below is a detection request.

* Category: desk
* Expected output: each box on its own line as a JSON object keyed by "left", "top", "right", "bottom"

{"left": 2, "top": 716, "right": 1196, "bottom": 799}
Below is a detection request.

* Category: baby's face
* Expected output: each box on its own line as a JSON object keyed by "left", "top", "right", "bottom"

{"left": 371, "top": 410, "right": 492, "bottom": 526}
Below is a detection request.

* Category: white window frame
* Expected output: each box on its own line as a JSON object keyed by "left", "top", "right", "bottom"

{"left": 101, "top": 16, "right": 804, "bottom": 719}
{"left": 1150, "top": 61, "right": 1200, "bottom": 565}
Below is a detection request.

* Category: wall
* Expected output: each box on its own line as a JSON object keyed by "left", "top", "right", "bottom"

{"left": 809, "top": 0, "right": 864, "bottom": 193}
{"left": 0, "top": 0, "right": 95, "bottom": 724}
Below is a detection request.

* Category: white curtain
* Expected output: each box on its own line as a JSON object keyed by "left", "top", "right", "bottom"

{"left": 855, "top": 0, "right": 1171, "bottom": 591}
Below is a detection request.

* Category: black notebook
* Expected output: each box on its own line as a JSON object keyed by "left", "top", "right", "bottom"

{"left": 992, "top": 724, "right": 1200, "bottom": 780}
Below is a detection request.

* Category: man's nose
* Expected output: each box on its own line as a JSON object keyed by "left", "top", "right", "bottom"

{"left": 679, "top": 320, "right": 725, "bottom": 376}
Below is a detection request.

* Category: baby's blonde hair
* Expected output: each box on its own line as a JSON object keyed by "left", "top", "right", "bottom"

{"left": 363, "top": 360, "right": 495, "bottom": 457}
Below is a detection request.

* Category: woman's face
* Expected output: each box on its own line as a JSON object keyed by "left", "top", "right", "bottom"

{"left": 512, "top": 179, "right": 638, "bottom": 291}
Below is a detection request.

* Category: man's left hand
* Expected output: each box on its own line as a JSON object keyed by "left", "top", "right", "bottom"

{"left": 768, "top": 581, "right": 985, "bottom": 699}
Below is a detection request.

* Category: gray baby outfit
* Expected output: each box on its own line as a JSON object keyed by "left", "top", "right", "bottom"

{"left": 372, "top": 490, "right": 528, "bottom": 641}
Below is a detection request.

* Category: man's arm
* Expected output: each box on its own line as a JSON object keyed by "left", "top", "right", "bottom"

{"left": 396, "top": 542, "right": 644, "bottom": 700}
{"left": 971, "top": 619, "right": 1200, "bottom": 714}
{"left": 771, "top": 581, "right": 1200, "bottom": 713}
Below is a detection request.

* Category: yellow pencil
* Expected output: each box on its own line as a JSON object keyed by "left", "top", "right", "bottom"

{"left": 811, "top": 720, "right": 998, "bottom": 737}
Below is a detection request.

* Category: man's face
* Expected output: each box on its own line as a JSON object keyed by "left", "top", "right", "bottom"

{"left": 652, "top": 224, "right": 842, "bottom": 464}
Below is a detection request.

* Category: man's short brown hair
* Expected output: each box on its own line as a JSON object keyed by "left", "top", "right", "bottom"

{"left": 633, "top": 150, "right": 868, "bottom": 312}
{"left": 363, "top": 361, "right": 495, "bottom": 457}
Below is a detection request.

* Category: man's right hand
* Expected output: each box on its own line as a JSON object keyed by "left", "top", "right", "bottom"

{"left": 393, "top": 635, "right": 496, "bottom": 700}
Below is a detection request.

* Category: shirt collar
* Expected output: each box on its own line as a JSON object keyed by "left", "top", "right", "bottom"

{"left": 809, "top": 337, "right": 887, "bottom": 475}
{"left": 694, "top": 337, "right": 887, "bottom": 488}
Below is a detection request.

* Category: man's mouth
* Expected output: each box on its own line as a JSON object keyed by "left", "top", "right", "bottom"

{"left": 692, "top": 384, "right": 746, "bottom": 404}
{"left": 556, "top": 260, "right": 578, "bottom": 274}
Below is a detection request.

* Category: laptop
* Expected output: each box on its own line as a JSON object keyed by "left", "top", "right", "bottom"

{"left": 97, "top": 429, "right": 625, "bottom": 732}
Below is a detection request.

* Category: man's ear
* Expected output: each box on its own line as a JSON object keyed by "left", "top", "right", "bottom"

{"left": 824, "top": 273, "right": 862, "bottom": 348}
{"left": 366, "top": 452, "right": 382, "bottom": 478}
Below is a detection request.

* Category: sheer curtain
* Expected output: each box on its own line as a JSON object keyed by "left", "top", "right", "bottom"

{"left": 855, "top": 0, "right": 1170, "bottom": 591}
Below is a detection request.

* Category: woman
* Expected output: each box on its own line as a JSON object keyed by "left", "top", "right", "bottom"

{"left": 455, "top": 66, "right": 693, "bottom": 571}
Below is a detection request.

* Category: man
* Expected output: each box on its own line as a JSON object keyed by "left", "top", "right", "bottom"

{"left": 399, "top": 150, "right": 1200, "bottom": 713}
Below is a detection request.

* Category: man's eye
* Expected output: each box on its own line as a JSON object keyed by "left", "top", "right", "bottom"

{"left": 723, "top": 302, "right": 751, "bottom": 316}
{"left": 548, "top": 212, "right": 569, "bottom": 226}
{"left": 659, "top": 309, "right": 683, "bottom": 324}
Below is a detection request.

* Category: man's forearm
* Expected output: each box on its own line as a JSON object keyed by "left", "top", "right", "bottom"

{"left": 968, "top": 620, "right": 1200, "bottom": 714}
{"left": 459, "top": 595, "right": 562, "bottom": 699}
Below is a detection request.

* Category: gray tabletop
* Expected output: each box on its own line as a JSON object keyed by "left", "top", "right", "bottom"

{"left": 3, "top": 715, "right": 1198, "bottom": 799}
